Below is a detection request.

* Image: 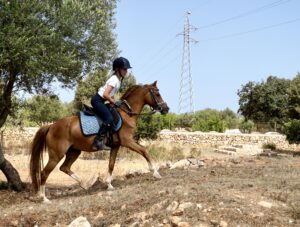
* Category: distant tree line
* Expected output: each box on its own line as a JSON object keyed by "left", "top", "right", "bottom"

{"left": 6, "top": 72, "right": 300, "bottom": 145}
{"left": 237, "top": 73, "right": 300, "bottom": 143}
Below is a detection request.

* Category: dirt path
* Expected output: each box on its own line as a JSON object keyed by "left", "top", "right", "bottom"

{"left": 1, "top": 154, "right": 300, "bottom": 226}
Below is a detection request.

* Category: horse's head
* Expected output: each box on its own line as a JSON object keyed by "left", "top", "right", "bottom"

{"left": 145, "top": 81, "right": 169, "bottom": 114}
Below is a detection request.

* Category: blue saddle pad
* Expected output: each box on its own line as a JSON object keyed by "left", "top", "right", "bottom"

{"left": 79, "top": 111, "right": 122, "bottom": 136}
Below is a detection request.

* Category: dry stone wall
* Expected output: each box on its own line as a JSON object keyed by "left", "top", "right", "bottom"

{"left": 1, "top": 127, "right": 300, "bottom": 154}
{"left": 1, "top": 127, "right": 38, "bottom": 154}
{"left": 159, "top": 130, "right": 300, "bottom": 151}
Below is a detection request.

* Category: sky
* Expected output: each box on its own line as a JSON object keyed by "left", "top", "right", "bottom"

{"left": 60, "top": 0, "right": 300, "bottom": 114}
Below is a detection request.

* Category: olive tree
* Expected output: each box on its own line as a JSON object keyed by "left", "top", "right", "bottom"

{"left": 0, "top": 0, "right": 117, "bottom": 190}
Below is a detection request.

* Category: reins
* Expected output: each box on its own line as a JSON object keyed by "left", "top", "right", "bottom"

{"left": 116, "top": 100, "right": 157, "bottom": 116}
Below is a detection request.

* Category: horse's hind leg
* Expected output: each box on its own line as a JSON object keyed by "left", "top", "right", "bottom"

{"left": 60, "top": 148, "right": 98, "bottom": 190}
{"left": 40, "top": 151, "right": 64, "bottom": 203}
{"left": 106, "top": 146, "right": 119, "bottom": 190}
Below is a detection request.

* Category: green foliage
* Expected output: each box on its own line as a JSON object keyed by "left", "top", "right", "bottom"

{"left": 153, "top": 112, "right": 177, "bottom": 130}
{"left": 135, "top": 107, "right": 160, "bottom": 141}
{"left": 290, "top": 203, "right": 300, "bottom": 220}
{"left": 5, "top": 94, "right": 75, "bottom": 127}
{"left": 284, "top": 119, "right": 300, "bottom": 144}
{"left": 74, "top": 70, "right": 110, "bottom": 111}
{"left": 287, "top": 73, "right": 300, "bottom": 119}
{"left": 237, "top": 76, "right": 290, "bottom": 127}
{"left": 175, "top": 113, "right": 194, "bottom": 130}
{"left": 239, "top": 119, "right": 255, "bottom": 133}
{"left": 0, "top": 0, "right": 117, "bottom": 128}
{"left": 0, "top": 181, "right": 8, "bottom": 190}
{"left": 192, "top": 109, "right": 226, "bottom": 132}
{"left": 220, "top": 108, "right": 240, "bottom": 129}
{"left": 119, "top": 73, "right": 137, "bottom": 94}
{"left": 24, "top": 95, "right": 67, "bottom": 125}
{"left": 262, "top": 143, "right": 276, "bottom": 150}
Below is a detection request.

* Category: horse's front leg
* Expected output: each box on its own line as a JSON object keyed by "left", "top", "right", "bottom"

{"left": 125, "top": 141, "right": 161, "bottom": 179}
{"left": 106, "top": 146, "right": 120, "bottom": 190}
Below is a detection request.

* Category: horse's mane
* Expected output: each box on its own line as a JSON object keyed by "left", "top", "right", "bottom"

{"left": 120, "top": 84, "right": 142, "bottom": 100}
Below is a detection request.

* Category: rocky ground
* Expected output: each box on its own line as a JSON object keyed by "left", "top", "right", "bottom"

{"left": 1, "top": 153, "right": 300, "bottom": 226}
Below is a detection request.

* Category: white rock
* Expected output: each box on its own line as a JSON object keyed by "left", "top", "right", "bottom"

{"left": 132, "top": 211, "right": 147, "bottom": 221}
{"left": 95, "top": 211, "right": 104, "bottom": 219}
{"left": 196, "top": 203, "right": 203, "bottom": 209}
{"left": 166, "top": 201, "right": 179, "bottom": 211}
{"left": 68, "top": 216, "right": 91, "bottom": 227}
{"left": 121, "top": 204, "right": 126, "bottom": 211}
{"left": 258, "top": 201, "right": 273, "bottom": 208}
{"left": 220, "top": 220, "right": 228, "bottom": 227}
{"left": 178, "top": 222, "right": 190, "bottom": 227}
{"left": 178, "top": 202, "right": 194, "bottom": 210}
{"left": 170, "top": 216, "right": 182, "bottom": 225}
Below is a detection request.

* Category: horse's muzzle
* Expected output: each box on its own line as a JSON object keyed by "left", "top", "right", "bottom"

{"left": 159, "top": 103, "right": 169, "bottom": 115}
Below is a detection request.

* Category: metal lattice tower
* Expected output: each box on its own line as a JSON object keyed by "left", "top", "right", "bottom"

{"left": 178, "top": 11, "right": 197, "bottom": 114}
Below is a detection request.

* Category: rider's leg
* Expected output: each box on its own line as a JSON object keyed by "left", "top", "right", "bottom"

{"left": 92, "top": 123, "right": 111, "bottom": 150}
{"left": 91, "top": 93, "right": 114, "bottom": 150}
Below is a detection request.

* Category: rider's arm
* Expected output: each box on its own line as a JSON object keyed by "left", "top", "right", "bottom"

{"left": 103, "top": 85, "right": 115, "bottom": 104}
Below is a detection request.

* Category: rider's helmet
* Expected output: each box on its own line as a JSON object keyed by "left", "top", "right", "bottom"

{"left": 112, "top": 57, "right": 132, "bottom": 71}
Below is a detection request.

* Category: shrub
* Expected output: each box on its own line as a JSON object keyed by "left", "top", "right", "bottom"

{"left": 239, "top": 120, "right": 255, "bottom": 133}
{"left": 284, "top": 119, "right": 300, "bottom": 144}
{"left": 262, "top": 143, "right": 276, "bottom": 150}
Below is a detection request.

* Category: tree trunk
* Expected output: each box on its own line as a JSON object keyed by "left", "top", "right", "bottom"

{"left": 0, "top": 143, "right": 24, "bottom": 191}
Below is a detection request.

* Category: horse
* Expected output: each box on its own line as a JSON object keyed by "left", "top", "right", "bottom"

{"left": 29, "top": 81, "right": 169, "bottom": 202}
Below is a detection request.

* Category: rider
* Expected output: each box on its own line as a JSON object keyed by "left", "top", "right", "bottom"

{"left": 91, "top": 57, "right": 132, "bottom": 150}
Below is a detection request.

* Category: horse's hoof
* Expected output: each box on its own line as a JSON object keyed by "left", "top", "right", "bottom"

{"left": 43, "top": 197, "right": 52, "bottom": 204}
{"left": 107, "top": 184, "right": 115, "bottom": 191}
{"left": 153, "top": 171, "right": 162, "bottom": 179}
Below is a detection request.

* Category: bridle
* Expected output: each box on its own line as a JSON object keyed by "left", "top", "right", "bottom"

{"left": 148, "top": 88, "right": 167, "bottom": 112}
{"left": 117, "top": 87, "right": 167, "bottom": 116}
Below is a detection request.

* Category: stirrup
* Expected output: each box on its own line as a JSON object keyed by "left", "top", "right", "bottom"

{"left": 92, "top": 138, "right": 111, "bottom": 151}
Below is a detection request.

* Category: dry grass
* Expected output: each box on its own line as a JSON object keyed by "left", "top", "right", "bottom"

{"left": 290, "top": 204, "right": 300, "bottom": 219}
{"left": 0, "top": 141, "right": 211, "bottom": 186}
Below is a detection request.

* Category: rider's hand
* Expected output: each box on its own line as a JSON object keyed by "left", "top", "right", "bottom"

{"left": 114, "top": 100, "right": 122, "bottom": 108}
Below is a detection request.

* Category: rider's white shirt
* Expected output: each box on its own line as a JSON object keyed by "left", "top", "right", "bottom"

{"left": 98, "top": 75, "right": 121, "bottom": 98}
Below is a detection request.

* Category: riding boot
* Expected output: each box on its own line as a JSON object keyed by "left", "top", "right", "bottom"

{"left": 92, "top": 124, "right": 111, "bottom": 151}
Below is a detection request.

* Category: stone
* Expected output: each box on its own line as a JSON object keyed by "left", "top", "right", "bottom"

{"left": 178, "top": 222, "right": 190, "bottom": 227}
{"left": 219, "top": 220, "right": 228, "bottom": 227}
{"left": 172, "top": 208, "right": 184, "bottom": 216}
{"left": 68, "top": 216, "right": 91, "bottom": 227}
{"left": 166, "top": 201, "right": 179, "bottom": 211}
{"left": 178, "top": 202, "right": 194, "bottom": 210}
{"left": 258, "top": 201, "right": 273, "bottom": 208}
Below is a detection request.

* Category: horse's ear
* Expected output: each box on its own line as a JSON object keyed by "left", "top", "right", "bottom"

{"left": 151, "top": 81, "right": 157, "bottom": 87}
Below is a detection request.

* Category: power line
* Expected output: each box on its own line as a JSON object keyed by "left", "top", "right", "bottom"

{"left": 142, "top": 53, "right": 182, "bottom": 82}
{"left": 198, "top": 0, "right": 292, "bottom": 29}
{"left": 133, "top": 16, "right": 184, "bottom": 73}
{"left": 199, "top": 17, "right": 300, "bottom": 42}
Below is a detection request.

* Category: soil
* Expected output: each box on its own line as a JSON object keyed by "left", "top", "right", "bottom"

{"left": 1, "top": 153, "right": 300, "bottom": 227}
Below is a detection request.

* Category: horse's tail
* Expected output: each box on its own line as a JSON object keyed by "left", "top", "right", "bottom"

{"left": 29, "top": 125, "right": 51, "bottom": 192}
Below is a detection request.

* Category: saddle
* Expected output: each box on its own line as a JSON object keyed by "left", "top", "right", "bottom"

{"left": 79, "top": 104, "right": 122, "bottom": 136}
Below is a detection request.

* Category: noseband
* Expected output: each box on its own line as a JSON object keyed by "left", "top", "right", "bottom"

{"left": 149, "top": 88, "right": 167, "bottom": 112}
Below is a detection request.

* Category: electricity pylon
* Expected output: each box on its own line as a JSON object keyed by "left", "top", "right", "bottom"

{"left": 178, "top": 11, "right": 197, "bottom": 114}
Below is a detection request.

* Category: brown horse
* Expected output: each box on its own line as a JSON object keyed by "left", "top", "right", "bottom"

{"left": 29, "top": 81, "right": 169, "bottom": 202}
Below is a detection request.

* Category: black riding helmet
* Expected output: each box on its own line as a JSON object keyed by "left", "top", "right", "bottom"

{"left": 112, "top": 57, "right": 132, "bottom": 71}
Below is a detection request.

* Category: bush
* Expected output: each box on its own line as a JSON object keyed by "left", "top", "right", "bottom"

{"left": 262, "top": 143, "right": 276, "bottom": 150}
{"left": 284, "top": 119, "right": 300, "bottom": 144}
{"left": 239, "top": 120, "right": 255, "bottom": 133}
